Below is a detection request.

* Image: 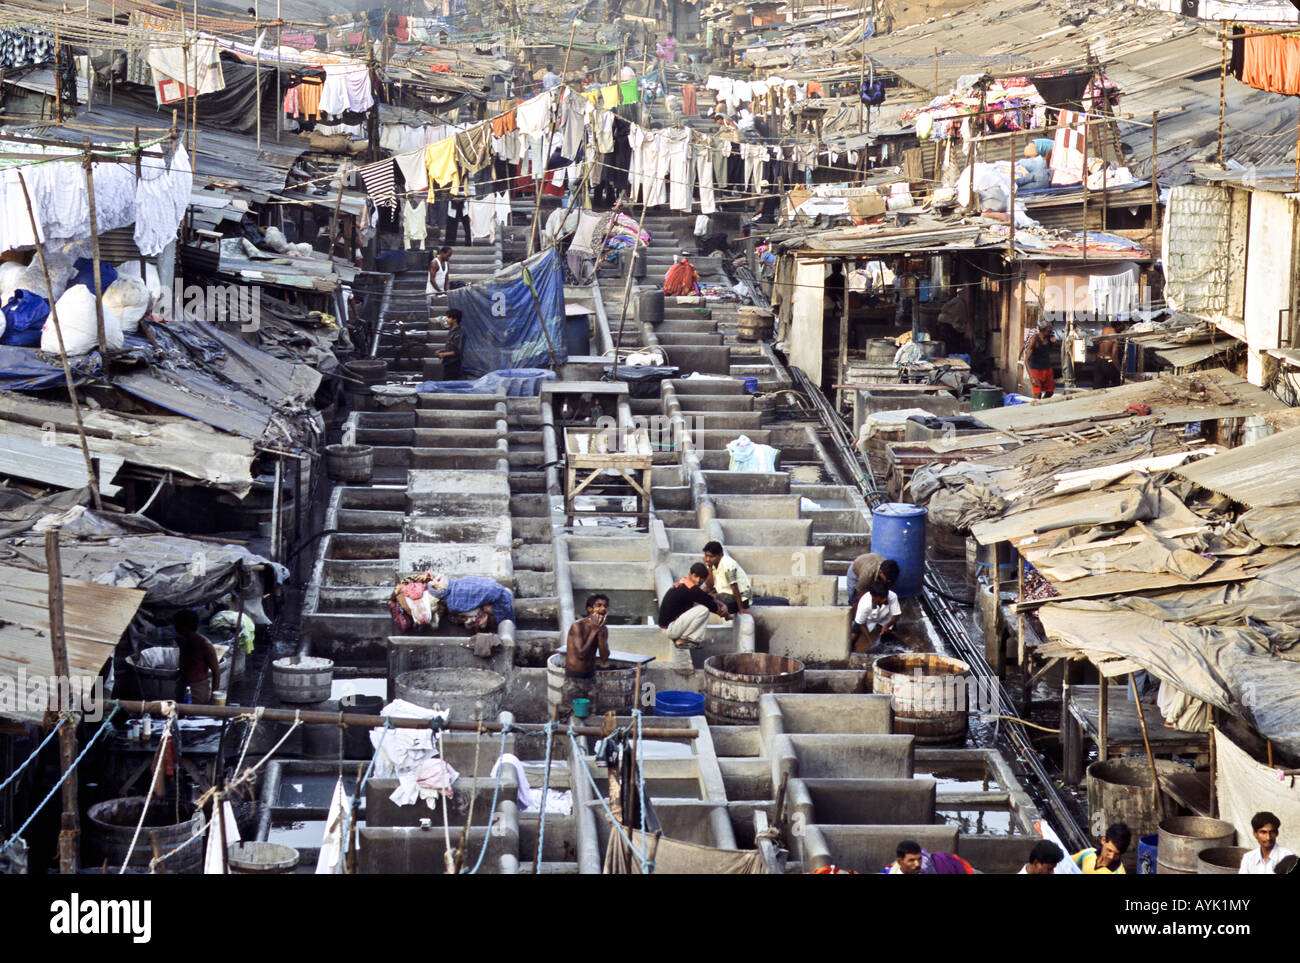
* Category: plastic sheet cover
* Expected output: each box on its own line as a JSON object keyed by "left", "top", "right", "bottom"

{"left": 447, "top": 248, "right": 566, "bottom": 377}
{"left": 1038, "top": 597, "right": 1300, "bottom": 757}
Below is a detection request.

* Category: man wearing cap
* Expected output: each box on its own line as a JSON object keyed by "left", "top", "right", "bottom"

{"left": 1022, "top": 317, "right": 1058, "bottom": 400}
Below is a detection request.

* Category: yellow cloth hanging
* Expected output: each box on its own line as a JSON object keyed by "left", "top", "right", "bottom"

{"left": 424, "top": 138, "right": 460, "bottom": 199}
{"left": 600, "top": 84, "right": 620, "bottom": 109}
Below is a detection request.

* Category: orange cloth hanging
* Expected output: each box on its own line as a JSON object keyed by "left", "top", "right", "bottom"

{"left": 1241, "top": 28, "right": 1300, "bottom": 96}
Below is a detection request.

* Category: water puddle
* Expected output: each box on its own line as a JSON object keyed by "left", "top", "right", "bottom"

{"left": 937, "top": 809, "right": 1020, "bottom": 835}
{"left": 268, "top": 819, "right": 329, "bottom": 849}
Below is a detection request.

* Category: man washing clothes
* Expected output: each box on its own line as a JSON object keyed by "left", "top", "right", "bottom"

{"left": 174, "top": 610, "right": 220, "bottom": 704}
{"left": 658, "top": 563, "right": 731, "bottom": 650}
{"left": 560, "top": 594, "right": 611, "bottom": 719}
{"left": 851, "top": 578, "right": 901, "bottom": 653}
{"left": 434, "top": 308, "right": 464, "bottom": 380}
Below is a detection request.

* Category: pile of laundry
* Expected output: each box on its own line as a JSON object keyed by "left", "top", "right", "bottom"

{"left": 370, "top": 699, "right": 459, "bottom": 809}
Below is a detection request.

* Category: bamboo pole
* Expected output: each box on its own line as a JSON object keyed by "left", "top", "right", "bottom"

{"left": 1130, "top": 673, "right": 1164, "bottom": 821}
{"left": 46, "top": 530, "right": 80, "bottom": 875}
{"left": 102, "top": 699, "right": 699, "bottom": 738}
{"left": 16, "top": 176, "right": 103, "bottom": 511}
{"left": 82, "top": 139, "right": 109, "bottom": 359}
{"left": 1218, "top": 23, "right": 1227, "bottom": 168}
{"left": 612, "top": 197, "right": 651, "bottom": 364}
{"left": 527, "top": 19, "right": 580, "bottom": 258}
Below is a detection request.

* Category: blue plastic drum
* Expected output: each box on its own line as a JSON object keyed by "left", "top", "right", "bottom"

{"left": 870, "top": 503, "right": 927, "bottom": 598}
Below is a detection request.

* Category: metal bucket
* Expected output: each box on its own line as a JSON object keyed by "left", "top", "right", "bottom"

{"left": 703, "top": 653, "right": 805, "bottom": 726}
{"left": 1197, "top": 846, "right": 1251, "bottom": 875}
{"left": 272, "top": 657, "right": 334, "bottom": 704}
{"left": 325, "top": 444, "right": 374, "bottom": 484}
{"left": 871, "top": 652, "right": 971, "bottom": 745}
{"left": 1157, "top": 816, "right": 1236, "bottom": 875}
{"left": 1087, "top": 759, "right": 1189, "bottom": 873}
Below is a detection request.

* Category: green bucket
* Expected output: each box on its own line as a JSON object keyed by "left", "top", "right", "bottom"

{"left": 572, "top": 698, "right": 591, "bottom": 719}
{"left": 970, "top": 386, "right": 1003, "bottom": 412}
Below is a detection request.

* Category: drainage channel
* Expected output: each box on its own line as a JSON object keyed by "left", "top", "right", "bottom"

{"left": 788, "top": 366, "right": 1091, "bottom": 853}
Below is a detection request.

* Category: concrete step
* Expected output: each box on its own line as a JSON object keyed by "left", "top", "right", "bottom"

{"left": 672, "top": 393, "right": 754, "bottom": 412}
{"left": 701, "top": 470, "right": 790, "bottom": 495}
{"left": 711, "top": 494, "right": 801, "bottom": 519}
{"left": 569, "top": 560, "right": 654, "bottom": 591}
{"left": 564, "top": 535, "right": 654, "bottom": 563}
{"left": 652, "top": 485, "right": 692, "bottom": 511}
{"left": 805, "top": 508, "right": 871, "bottom": 535}
{"left": 716, "top": 517, "right": 812, "bottom": 547}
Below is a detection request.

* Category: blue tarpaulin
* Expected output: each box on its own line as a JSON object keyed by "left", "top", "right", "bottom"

{"left": 447, "top": 248, "right": 566, "bottom": 377}
{"left": 417, "top": 368, "right": 557, "bottom": 397}
{"left": 0, "top": 346, "right": 100, "bottom": 390}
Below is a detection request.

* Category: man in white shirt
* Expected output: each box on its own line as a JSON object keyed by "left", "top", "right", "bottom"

{"left": 1017, "top": 840, "right": 1064, "bottom": 874}
{"left": 1240, "top": 811, "right": 1295, "bottom": 874}
{"left": 852, "top": 578, "right": 901, "bottom": 653}
{"left": 542, "top": 65, "right": 560, "bottom": 90}
{"left": 702, "top": 540, "right": 752, "bottom": 615}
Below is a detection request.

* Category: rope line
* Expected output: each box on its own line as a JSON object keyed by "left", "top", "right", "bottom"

{"left": 461, "top": 723, "right": 511, "bottom": 875}
{"left": 0, "top": 715, "right": 70, "bottom": 795}
{"left": 119, "top": 711, "right": 174, "bottom": 874}
{"left": 0, "top": 705, "right": 120, "bottom": 856}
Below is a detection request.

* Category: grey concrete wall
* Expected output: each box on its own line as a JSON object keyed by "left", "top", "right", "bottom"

{"left": 764, "top": 693, "right": 892, "bottom": 735}
{"left": 789, "top": 778, "right": 936, "bottom": 827}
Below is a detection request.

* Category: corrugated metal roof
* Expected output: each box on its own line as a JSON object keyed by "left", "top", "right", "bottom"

{"left": 0, "top": 564, "right": 144, "bottom": 725}
{"left": 1175, "top": 425, "right": 1300, "bottom": 507}
{"left": 803, "top": 0, "right": 1300, "bottom": 183}
{"left": 972, "top": 368, "right": 1287, "bottom": 433}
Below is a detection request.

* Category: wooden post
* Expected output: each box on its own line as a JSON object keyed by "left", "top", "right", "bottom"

{"left": 255, "top": 0, "right": 262, "bottom": 149}
{"left": 275, "top": 0, "right": 282, "bottom": 143}
{"left": 1007, "top": 134, "right": 1016, "bottom": 259}
{"left": 1218, "top": 24, "right": 1227, "bottom": 168}
{"left": 16, "top": 175, "right": 102, "bottom": 511}
{"left": 46, "top": 530, "right": 81, "bottom": 875}
{"left": 81, "top": 139, "right": 109, "bottom": 359}
{"left": 1208, "top": 710, "right": 1218, "bottom": 818}
{"left": 54, "top": 27, "right": 62, "bottom": 124}
{"left": 1097, "top": 672, "right": 1108, "bottom": 763}
{"left": 329, "top": 165, "right": 347, "bottom": 257}
{"left": 214, "top": 789, "right": 230, "bottom": 874}
{"left": 1082, "top": 117, "right": 1090, "bottom": 261}
{"left": 1151, "top": 111, "right": 1160, "bottom": 261}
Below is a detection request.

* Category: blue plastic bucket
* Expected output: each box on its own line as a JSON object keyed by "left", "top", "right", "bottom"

{"left": 1137, "top": 834, "right": 1158, "bottom": 874}
{"left": 742, "top": 377, "right": 758, "bottom": 393}
{"left": 870, "top": 503, "right": 927, "bottom": 598}
{"left": 654, "top": 690, "right": 705, "bottom": 717}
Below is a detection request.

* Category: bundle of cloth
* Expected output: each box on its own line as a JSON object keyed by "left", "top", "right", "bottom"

{"left": 389, "top": 571, "right": 446, "bottom": 632}
{"left": 389, "top": 571, "right": 516, "bottom": 633}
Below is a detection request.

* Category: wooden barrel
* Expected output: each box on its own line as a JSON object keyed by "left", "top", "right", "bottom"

{"left": 396, "top": 668, "right": 506, "bottom": 720}
{"left": 703, "top": 653, "right": 805, "bottom": 726}
{"left": 871, "top": 653, "right": 971, "bottom": 745}
{"left": 325, "top": 444, "right": 373, "bottom": 483}
{"left": 87, "top": 797, "right": 205, "bottom": 874}
{"left": 865, "top": 338, "right": 897, "bottom": 362}
{"left": 228, "top": 840, "right": 300, "bottom": 875}
{"left": 272, "top": 657, "right": 334, "bottom": 704}
{"left": 736, "top": 306, "right": 774, "bottom": 342}
{"left": 546, "top": 653, "right": 637, "bottom": 715}
{"left": 1197, "top": 846, "right": 1251, "bottom": 875}
{"left": 1158, "top": 817, "right": 1236, "bottom": 875}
